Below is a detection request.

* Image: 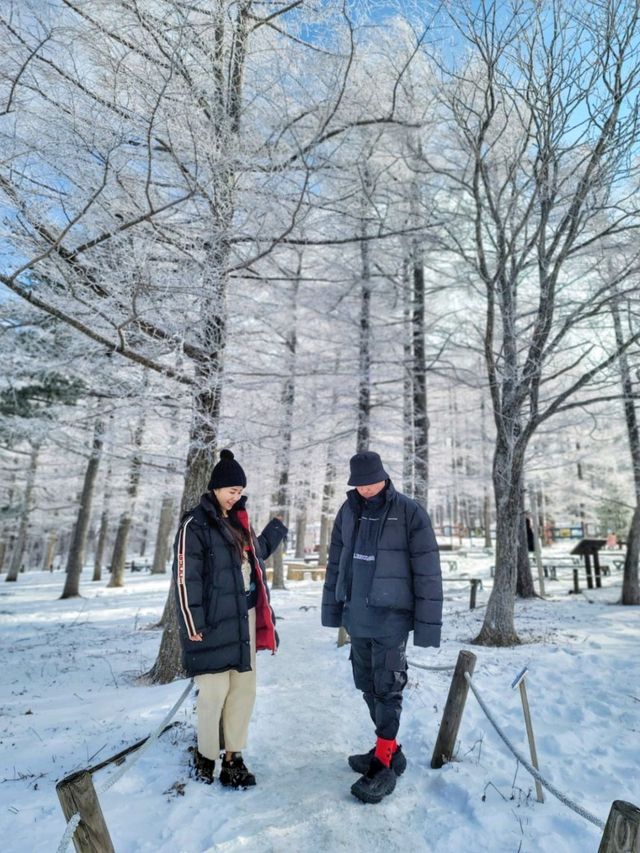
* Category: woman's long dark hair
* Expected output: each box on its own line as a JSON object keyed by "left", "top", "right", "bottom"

{"left": 211, "top": 493, "right": 250, "bottom": 560}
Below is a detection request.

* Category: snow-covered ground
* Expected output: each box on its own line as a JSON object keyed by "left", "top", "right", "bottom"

{"left": 1, "top": 553, "right": 638, "bottom": 853}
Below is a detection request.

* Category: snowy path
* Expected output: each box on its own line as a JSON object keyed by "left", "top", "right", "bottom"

{"left": 1, "top": 568, "right": 639, "bottom": 852}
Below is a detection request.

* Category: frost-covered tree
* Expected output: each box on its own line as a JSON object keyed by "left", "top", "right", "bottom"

{"left": 610, "top": 294, "right": 640, "bottom": 604}
{"left": 420, "top": 0, "right": 640, "bottom": 643}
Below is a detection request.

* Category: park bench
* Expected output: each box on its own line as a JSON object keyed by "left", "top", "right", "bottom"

{"left": 442, "top": 577, "right": 483, "bottom": 609}
{"left": 124, "top": 559, "right": 150, "bottom": 573}
{"left": 456, "top": 548, "right": 493, "bottom": 558}
{"left": 285, "top": 562, "right": 326, "bottom": 581}
{"left": 538, "top": 557, "right": 580, "bottom": 580}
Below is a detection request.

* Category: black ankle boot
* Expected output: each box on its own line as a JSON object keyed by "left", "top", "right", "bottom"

{"left": 191, "top": 748, "right": 215, "bottom": 784}
{"left": 219, "top": 753, "right": 256, "bottom": 789}
{"left": 350, "top": 757, "right": 397, "bottom": 804}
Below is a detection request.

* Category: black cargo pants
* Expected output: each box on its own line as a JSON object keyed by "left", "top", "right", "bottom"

{"left": 349, "top": 632, "right": 409, "bottom": 740}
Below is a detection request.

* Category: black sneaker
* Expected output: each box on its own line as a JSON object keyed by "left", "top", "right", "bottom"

{"left": 191, "top": 747, "right": 215, "bottom": 784}
{"left": 219, "top": 754, "right": 256, "bottom": 789}
{"left": 348, "top": 745, "right": 407, "bottom": 777}
{"left": 350, "top": 757, "right": 397, "bottom": 804}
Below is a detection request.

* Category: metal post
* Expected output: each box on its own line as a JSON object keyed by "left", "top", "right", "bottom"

{"left": 511, "top": 667, "right": 544, "bottom": 803}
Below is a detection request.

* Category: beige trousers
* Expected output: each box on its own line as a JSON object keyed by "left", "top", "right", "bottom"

{"left": 194, "top": 607, "right": 257, "bottom": 760}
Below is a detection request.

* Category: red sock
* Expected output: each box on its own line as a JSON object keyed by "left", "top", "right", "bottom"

{"left": 374, "top": 737, "right": 397, "bottom": 768}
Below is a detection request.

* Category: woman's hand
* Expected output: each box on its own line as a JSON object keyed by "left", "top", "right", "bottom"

{"left": 189, "top": 632, "right": 203, "bottom": 641}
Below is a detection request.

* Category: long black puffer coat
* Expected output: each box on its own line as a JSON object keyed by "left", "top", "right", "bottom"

{"left": 321, "top": 481, "right": 443, "bottom": 647}
{"left": 173, "top": 493, "right": 287, "bottom": 676}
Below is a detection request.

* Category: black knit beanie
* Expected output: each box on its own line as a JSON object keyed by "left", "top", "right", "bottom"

{"left": 207, "top": 449, "right": 247, "bottom": 490}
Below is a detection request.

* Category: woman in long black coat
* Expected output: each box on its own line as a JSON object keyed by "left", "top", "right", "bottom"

{"left": 173, "top": 449, "right": 287, "bottom": 788}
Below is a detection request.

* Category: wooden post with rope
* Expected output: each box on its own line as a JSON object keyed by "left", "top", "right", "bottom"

{"left": 598, "top": 800, "right": 640, "bottom": 853}
{"left": 56, "top": 770, "right": 114, "bottom": 853}
{"left": 431, "top": 650, "right": 477, "bottom": 768}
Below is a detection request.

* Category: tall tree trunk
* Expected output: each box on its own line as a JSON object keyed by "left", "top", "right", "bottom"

{"left": 151, "top": 409, "right": 180, "bottom": 576}
{"left": 402, "top": 260, "right": 414, "bottom": 496}
{"left": 623, "top": 507, "right": 640, "bottom": 604}
{"left": 356, "top": 172, "right": 372, "bottom": 452}
{"left": 412, "top": 256, "right": 429, "bottom": 508}
{"left": 93, "top": 510, "right": 109, "bottom": 582}
{"left": 44, "top": 531, "right": 58, "bottom": 571}
{"left": 61, "top": 418, "right": 104, "bottom": 598}
{"left": 146, "top": 2, "right": 250, "bottom": 684}
{"left": 318, "top": 457, "right": 336, "bottom": 567}
{"left": 483, "top": 490, "right": 492, "bottom": 549}
{"left": 138, "top": 509, "right": 150, "bottom": 558}
{"left": 449, "top": 389, "right": 461, "bottom": 542}
{"left": 356, "top": 259, "right": 371, "bottom": 451}
{"left": 475, "top": 437, "right": 522, "bottom": 646}
{"left": 108, "top": 405, "right": 146, "bottom": 588}
{"left": 271, "top": 272, "right": 299, "bottom": 589}
{"left": 1, "top": 533, "right": 16, "bottom": 574}
{"left": 480, "top": 396, "right": 492, "bottom": 547}
{"left": 151, "top": 496, "right": 175, "bottom": 575}
{"left": 92, "top": 454, "right": 113, "bottom": 582}
{"left": 612, "top": 299, "right": 640, "bottom": 604}
{"left": 318, "top": 378, "right": 339, "bottom": 567}
{"left": 295, "top": 499, "right": 307, "bottom": 560}
{"left": 5, "top": 443, "right": 39, "bottom": 582}
{"left": 1, "top": 473, "right": 18, "bottom": 574}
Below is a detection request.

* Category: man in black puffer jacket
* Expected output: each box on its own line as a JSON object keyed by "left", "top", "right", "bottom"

{"left": 322, "top": 451, "right": 442, "bottom": 804}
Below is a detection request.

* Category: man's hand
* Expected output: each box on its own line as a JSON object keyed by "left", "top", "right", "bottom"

{"left": 189, "top": 632, "right": 203, "bottom": 641}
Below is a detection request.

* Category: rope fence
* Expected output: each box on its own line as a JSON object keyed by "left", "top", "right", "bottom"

{"left": 408, "top": 660, "right": 456, "bottom": 671}
{"left": 426, "top": 650, "right": 640, "bottom": 851}
{"left": 55, "top": 679, "right": 194, "bottom": 853}
{"left": 463, "top": 671, "right": 605, "bottom": 830}
{"left": 53, "top": 645, "right": 638, "bottom": 852}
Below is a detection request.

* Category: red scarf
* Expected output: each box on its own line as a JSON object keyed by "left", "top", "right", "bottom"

{"left": 235, "top": 507, "right": 277, "bottom": 653}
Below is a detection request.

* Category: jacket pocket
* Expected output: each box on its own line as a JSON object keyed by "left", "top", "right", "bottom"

{"left": 377, "top": 648, "right": 408, "bottom": 693}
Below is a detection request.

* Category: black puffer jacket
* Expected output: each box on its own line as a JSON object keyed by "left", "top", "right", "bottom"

{"left": 173, "top": 493, "right": 287, "bottom": 677}
{"left": 321, "top": 481, "right": 443, "bottom": 647}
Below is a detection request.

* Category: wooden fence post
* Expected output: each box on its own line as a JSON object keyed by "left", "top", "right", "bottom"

{"left": 598, "top": 800, "right": 640, "bottom": 853}
{"left": 431, "top": 650, "right": 477, "bottom": 768}
{"left": 56, "top": 770, "right": 115, "bottom": 853}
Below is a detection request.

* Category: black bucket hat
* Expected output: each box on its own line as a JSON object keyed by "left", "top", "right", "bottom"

{"left": 348, "top": 451, "right": 389, "bottom": 486}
